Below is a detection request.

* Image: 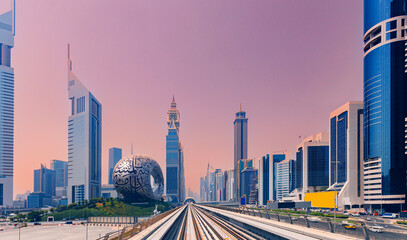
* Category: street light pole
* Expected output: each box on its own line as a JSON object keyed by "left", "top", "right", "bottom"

{"left": 334, "top": 192, "right": 337, "bottom": 231}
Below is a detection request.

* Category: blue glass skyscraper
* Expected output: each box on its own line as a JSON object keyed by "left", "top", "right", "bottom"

{"left": 34, "top": 164, "right": 56, "bottom": 197}
{"left": 51, "top": 160, "right": 68, "bottom": 197}
{"left": 363, "top": 0, "right": 407, "bottom": 212}
{"left": 0, "top": 6, "right": 14, "bottom": 207}
{"left": 166, "top": 96, "right": 185, "bottom": 204}
{"left": 108, "top": 148, "right": 122, "bottom": 184}
{"left": 50, "top": 160, "right": 68, "bottom": 189}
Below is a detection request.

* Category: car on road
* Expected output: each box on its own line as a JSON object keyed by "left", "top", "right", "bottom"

{"left": 382, "top": 213, "right": 398, "bottom": 219}
{"left": 351, "top": 213, "right": 360, "bottom": 217}
{"left": 369, "top": 226, "right": 384, "bottom": 233}
{"left": 366, "top": 217, "right": 372, "bottom": 221}
{"left": 344, "top": 224, "right": 356, "bottom": 230}
{"left": 308, "top": 217, "right": 320, "bottom": 222}
{"left": 33, "top": 222, "right": 41, "bottom": 226}
{"left": 65, "top": 221, "right": 73, "bottom": 224}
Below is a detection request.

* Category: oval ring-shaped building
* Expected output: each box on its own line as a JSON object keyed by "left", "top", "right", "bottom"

{"left": 113, "top": 155, "right": 164, "bottom": 201}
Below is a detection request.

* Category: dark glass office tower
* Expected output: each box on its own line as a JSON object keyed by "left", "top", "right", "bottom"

{"left": 234, "top": 106, "right": 248, "bottom": 201}
{"left": 363, "top": 0, "right": 407, "bottom": 212}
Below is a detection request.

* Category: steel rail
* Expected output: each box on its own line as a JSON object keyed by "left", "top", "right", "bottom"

{"left": 190, "top": 205, "right": 204, "bottom": 240}
{"left": 198, "top": 206, "right": 267, "bottom": 240}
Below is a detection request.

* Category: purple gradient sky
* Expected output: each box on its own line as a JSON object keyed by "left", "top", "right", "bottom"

{"left": 1, "top": 0, "right": 363, "bottom": 197}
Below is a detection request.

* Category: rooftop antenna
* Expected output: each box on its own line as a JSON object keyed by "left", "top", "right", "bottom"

{"left": 240, "top": 103, "right": 242, "bottom": 112}
{"left": 67, "top": 43, "right": 72, "bottom": 71}
{"left": 11, "top": 0, "right": 15, "bottom": 36}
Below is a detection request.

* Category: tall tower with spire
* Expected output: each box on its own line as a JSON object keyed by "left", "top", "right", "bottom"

{"left": 234, "top": 105, "right": 248, "bottom": 201}
{"left": 167, "top": 95, "right": 180, "bottom": 132}
{"left": 166, "top": 96, "right": 185, "bottom": 204}
{"left": 67, "top": 44, "right": 102, "bottom": 203}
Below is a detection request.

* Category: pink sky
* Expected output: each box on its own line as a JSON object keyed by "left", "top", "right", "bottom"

{"left": 0, "top": 0, "right": 363, "bottom": 197}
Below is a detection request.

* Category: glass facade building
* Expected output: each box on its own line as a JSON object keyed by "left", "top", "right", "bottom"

{"left": 294, "top": 132, "right": 329, "bottom": 200}
{"left": 276, "top": 159, "right": 295, "bottom": 200}
{"left": 67, "top": 45, "right": 102, "bottom": 203}
{"left": 34, "top": 165, "right": 56, "bottom": 197}
{"left": 241, "top": 167, "right": 255, "bottom": 203}
{"left": 363, "top": 0, "right": 407, "bottom": 211}
{"left": 50, "top": 160, "right": 68, "bottom": 188}
{"left": 308, "top": 146, "right": 329, "bottom": 188}
{"left": 166, "top": 97, "right": 185, "bottom": 204}
{"left": 329, "top": 102, "right": 364, "bottom": 210}
{"left": 295, "top": 148, "right": 303, "bottom": 189}
{"left": 0, "top": 9, "right": 14, "bottom": 207}
{"left": 259, "top": 154, "right": 270, "bottom": 205}
{"left": 272, "top": 154, "right": 286, "bottom": 200}
{"left": 108, "top": 148, "right": 122, "bottom": 184}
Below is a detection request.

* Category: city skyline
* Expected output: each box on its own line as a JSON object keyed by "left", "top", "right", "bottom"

{"left": 0, "top": 1, "right": 364, "bottom": 197}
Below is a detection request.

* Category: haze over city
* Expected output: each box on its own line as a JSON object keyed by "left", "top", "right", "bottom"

{"left": 2, "top": 0, "right": 363, "bottom": 197}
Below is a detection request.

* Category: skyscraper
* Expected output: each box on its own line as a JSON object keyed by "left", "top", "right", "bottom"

{"left": 258, "top": 154, "right": 270, "bottom": 206}
{"left": 363, "top": 0, "right": 407, "bottom": 212}
{"left": 0, "top": 6, "right": 14, "bottom": 207}
{"left": 329, "top": 102, "right": 364, "bottom": 211}
{"left": 276, "top": 159, "right": 295, "bottom": 200}
{"left": 200, "top": 177, "right": 205, "bottom": 202}
{"left": 108, "top": 148, "right": 122, "bottom": 184}
{"left": 259, "top": 153, "right": 288, "bottom": 205}
{"left": 225, "top": 169, "right": 235, "bottom": 202}
{"left": 50, "top": 160, "right": 68, "bottom": 197}
{"left": 234, "top": 105, "right": 248, "bottom": 201}
{"left": 166, "top": 96, "right": 185, "bottom": 204}
{"left": 34, "top": 164, "right": 56, "bottom": 197}
{"left": 240, "top": 167, "right": 255, "bottom": 204}
{"left": 67, "top": 45, "right": 102, "bottom": 203}
{"left": 214, "top": 169, "right": 224, "bottom": 202}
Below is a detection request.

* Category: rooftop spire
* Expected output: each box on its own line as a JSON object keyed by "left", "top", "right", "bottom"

{"left": 67, "top": 43, "right": 72, "bottom": 71}
{"left": 171, "top": 95, "right": 177, "bottom": 108}
{"left": 240, "top": 103, "right": 242, "bottom": 112}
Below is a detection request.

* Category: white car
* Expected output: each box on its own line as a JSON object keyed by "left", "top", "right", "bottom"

{"left": 351, "top": 213, "right": 360, "bottom": 217}
{"left": 369, "top": 226, "right": 384, "bottom": 233}
{"left": 308, "top": 217, "right": 320, "bottom": 222}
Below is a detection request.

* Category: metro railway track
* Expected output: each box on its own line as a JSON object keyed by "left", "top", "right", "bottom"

{"left": 136, "top": 203, "right": 291, "bottom": 240}
{"left": 193, "top": 205, "right": 266, "bottom": 240}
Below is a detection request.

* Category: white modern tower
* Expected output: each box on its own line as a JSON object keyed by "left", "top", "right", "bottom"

{"left": 67, "top": 44, "right": 102, "bottom": 203}
{"left": 0, "top": 7, "right": 15, "bottom": 207}
{"left": 328, "top": 101, "right": 364, "bottom": 211}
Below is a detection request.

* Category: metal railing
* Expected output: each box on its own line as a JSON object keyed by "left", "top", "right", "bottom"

{"left": 96, "top": 206, "right": 181, "bottom": 240}
{"left": 205, "top": 205, "right": 377, "bottom": 240}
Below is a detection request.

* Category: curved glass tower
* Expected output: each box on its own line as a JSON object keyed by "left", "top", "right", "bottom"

{"left": 363, "top": 0, "right": 407, "bottom": 212}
